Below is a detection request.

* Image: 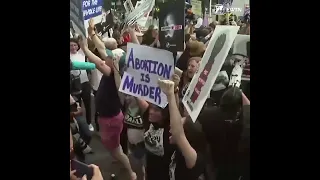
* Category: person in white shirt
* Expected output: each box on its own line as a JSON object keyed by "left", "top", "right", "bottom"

{"left": 70, "top": 38, "right": 94, "bottom": 132}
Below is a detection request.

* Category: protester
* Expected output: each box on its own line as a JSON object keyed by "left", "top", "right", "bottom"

{"left": 70, "top": 38, "right": 94, "bottom": 132}
{"left": 79, "top": 19, "right": 137, "bottom": 180}
{"left": 158, "top": 78, "right": 207, "bottom": 180}
{"left": 179, "top": 57, "right": 201, "bottom": 106}
{"left": 198, "top": 87, "right": 250, "bottom": 180}
{"left": 70, "top": 3, "right": 250, "bottom": 179}
{"left": 113, "top": 63, "right": 146, "bottom": 179}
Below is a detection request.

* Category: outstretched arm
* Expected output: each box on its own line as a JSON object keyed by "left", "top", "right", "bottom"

{"left": 158, "top": 79, "right": 197, "bottom": 169}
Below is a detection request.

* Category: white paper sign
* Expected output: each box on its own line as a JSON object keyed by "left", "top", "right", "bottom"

{"left": 182, "top": 25, "right": 240, "bottom": 122}
{"left": 119, "top": 43, "right": 174, "bottom": 108}
{"left": 233, "top": 34, "right": 250, "bottom": 81}
{"left": 125, "top": 0, "right": 155, "bottom": 26}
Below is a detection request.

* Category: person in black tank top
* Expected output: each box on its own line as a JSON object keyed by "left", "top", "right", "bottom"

{"left": 79, "top": 32, "right": 136, "bottom": 179}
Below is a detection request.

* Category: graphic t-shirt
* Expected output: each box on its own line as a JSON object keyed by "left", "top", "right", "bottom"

{"left": 143, "top": 108, "right": 174, "bottom": 180}
{"left": 124, "top": 99, "right": 145, "bottom": 144}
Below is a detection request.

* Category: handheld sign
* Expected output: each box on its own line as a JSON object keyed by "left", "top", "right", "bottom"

{"left": 119, "top": 43, "right": 174, "bottom": 108}
{"left": 125, "top": 0, "right": 155, "bottom": 26}
{"left": 82, "top": 0, "right": 104, "bottom": 37}
{"left": 70, "top": 0, "right": 86, "bottom": 38}
{"left": 233, "top": 35, "right": 250, "bottom": 81}
{"left": 182, "top": 25, "right": 239, "bottom": 122}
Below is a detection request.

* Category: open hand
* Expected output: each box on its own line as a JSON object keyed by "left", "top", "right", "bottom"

{"left": 88, "top": 19, "right": 95, "bottom": 36}
{"left": 158, "top": 79, "right": 175, "bottom": 96}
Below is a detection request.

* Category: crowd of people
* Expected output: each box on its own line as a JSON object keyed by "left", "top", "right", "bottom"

{"left": 70, "top": 11, "right": 250, "bottom": 180}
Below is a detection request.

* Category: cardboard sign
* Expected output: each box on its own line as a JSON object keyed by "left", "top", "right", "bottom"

{"left": 82, "top": 0, "right": 103, "bottom": 20}
{"left": 119, "top": 43, "right": 174, "bottom": 108}
{"left": 182, "top": 25, "right": 239, "bottom": 122}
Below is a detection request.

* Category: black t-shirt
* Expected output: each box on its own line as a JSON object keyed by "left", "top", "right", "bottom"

{"left": 169, "top": 149, "right": 205, "bottom": 180}
{"left": 198, "top": 107, "right": 243, "bottom": 167}
{"left": 143, "top": 108, "right": 175, "bottom": 180}
{"left": 95, "top": 72, "right": 121, "bottom": 117}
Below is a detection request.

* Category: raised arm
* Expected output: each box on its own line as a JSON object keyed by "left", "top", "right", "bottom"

{"left": 78, "top": 36, "right": 112, "bottom": 76}
{"left": 87, "top": 19, "right": 109, "bottom": 60}
{"left": 158, "top": 79, "right": 197, "bottom": 169}
{"left": 112, "top": 56, "right": 125, "bottom": 105}
{"left": 136, "top": 97, "right": 149, "bottom": 114}
{"left": 128, "top": 26, "right": 140, "bottom": 45}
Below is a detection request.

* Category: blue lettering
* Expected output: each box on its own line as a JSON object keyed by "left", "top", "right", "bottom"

{"left": 122, "top": 75, "right": 162, "bottom": 105}
{"left": 154, "top": 87, "right": 161, "bottom": 104}
{"left": 143, "top": 85, "right": 149, "bottom": 96}
{"left": 135, "top": 58, "right": 140, "bottom": 69}
{"left": 126, "top": 49, "right": 173, "bottom": 79}
{"left": 122, "top": 75, "right": 134, "bottom": 91}
{"left": 150, "top": 61, "right": 158, "bottom": 74}
{"left": 138, "top": 84, "right": 143, "bottom": 95}
{"left": 163, "top": 64, "right": 172, "bottom": 79}
{"left": 157, "top": 63, "right": 164, "bottom": 77}
{"left": 127, "top": 49, "right": 134, "bottom": 69}
{"left": 132, "top": 83, "right": 139, "bottom": 93}
{"left": 149, "top": 87, "right": 155, "bottom": 99}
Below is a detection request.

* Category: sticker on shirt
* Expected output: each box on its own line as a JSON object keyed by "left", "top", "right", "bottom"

{"left": 169, "top": 151, "right": 176, "bottom": 180}
{"left": 144, "top": 124, "right": 164, "bottom": 156}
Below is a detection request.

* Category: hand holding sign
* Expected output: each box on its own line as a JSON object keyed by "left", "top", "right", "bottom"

{"left": 158, "top": 79, "right": 175, "bottom": 96}
{"left": 118, "top": 43, "right": 174, "bottom": 108}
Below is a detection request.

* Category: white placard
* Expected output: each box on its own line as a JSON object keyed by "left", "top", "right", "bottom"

{"left": 233, "top": 34, "right": 250, "bottom": 81}
{"left": 119, "top": 43, "right": 174, "bottom": 108}
{"left": 182, "top": 25, "right": 240, "bottom": 122}
{"left": 125, "top": 0, "right": 155, "bottom": 26}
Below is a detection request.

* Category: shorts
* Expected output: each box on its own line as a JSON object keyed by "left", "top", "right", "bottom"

{"left": 98, "top": 111, "right": 124, "bottom": 151}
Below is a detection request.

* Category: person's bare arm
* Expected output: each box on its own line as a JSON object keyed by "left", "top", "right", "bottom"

{"left": 113, "top": 58, "right": 125, "bottom": 105}
{"left": 128, "top": 27, "right": 140, "bottom": 45}
{"left": 79, "top": 36, "right": 112, "bottom": 76}
{"left": 136, "top": 97, "right": 149, "bottom": 114}
{"left": 242, "top": 92, "right": 250, "bottom": 105}
{"left": 87, "top": 19, "right": 108, "bottom": 60}
{"left": 159, "top": 80, "right": 197, "bottom": 169}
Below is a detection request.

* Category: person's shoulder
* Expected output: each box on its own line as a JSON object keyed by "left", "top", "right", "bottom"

{"left": 197, "top": 106, "right": 219, "bottom": 124}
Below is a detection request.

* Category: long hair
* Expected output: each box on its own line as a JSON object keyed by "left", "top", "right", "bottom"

{"left": 219, "top": 86, "right": 243, "bottom": 119}
{"left": 142, "top": 25, "right": 155, "bottom": 45}
{"left": 184, "top": 117, "right": 207, "bottom": 152}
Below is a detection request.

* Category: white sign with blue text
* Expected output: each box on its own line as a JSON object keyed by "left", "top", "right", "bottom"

{"left": 119, "top": 43, "right": 174, "bottom": 108}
